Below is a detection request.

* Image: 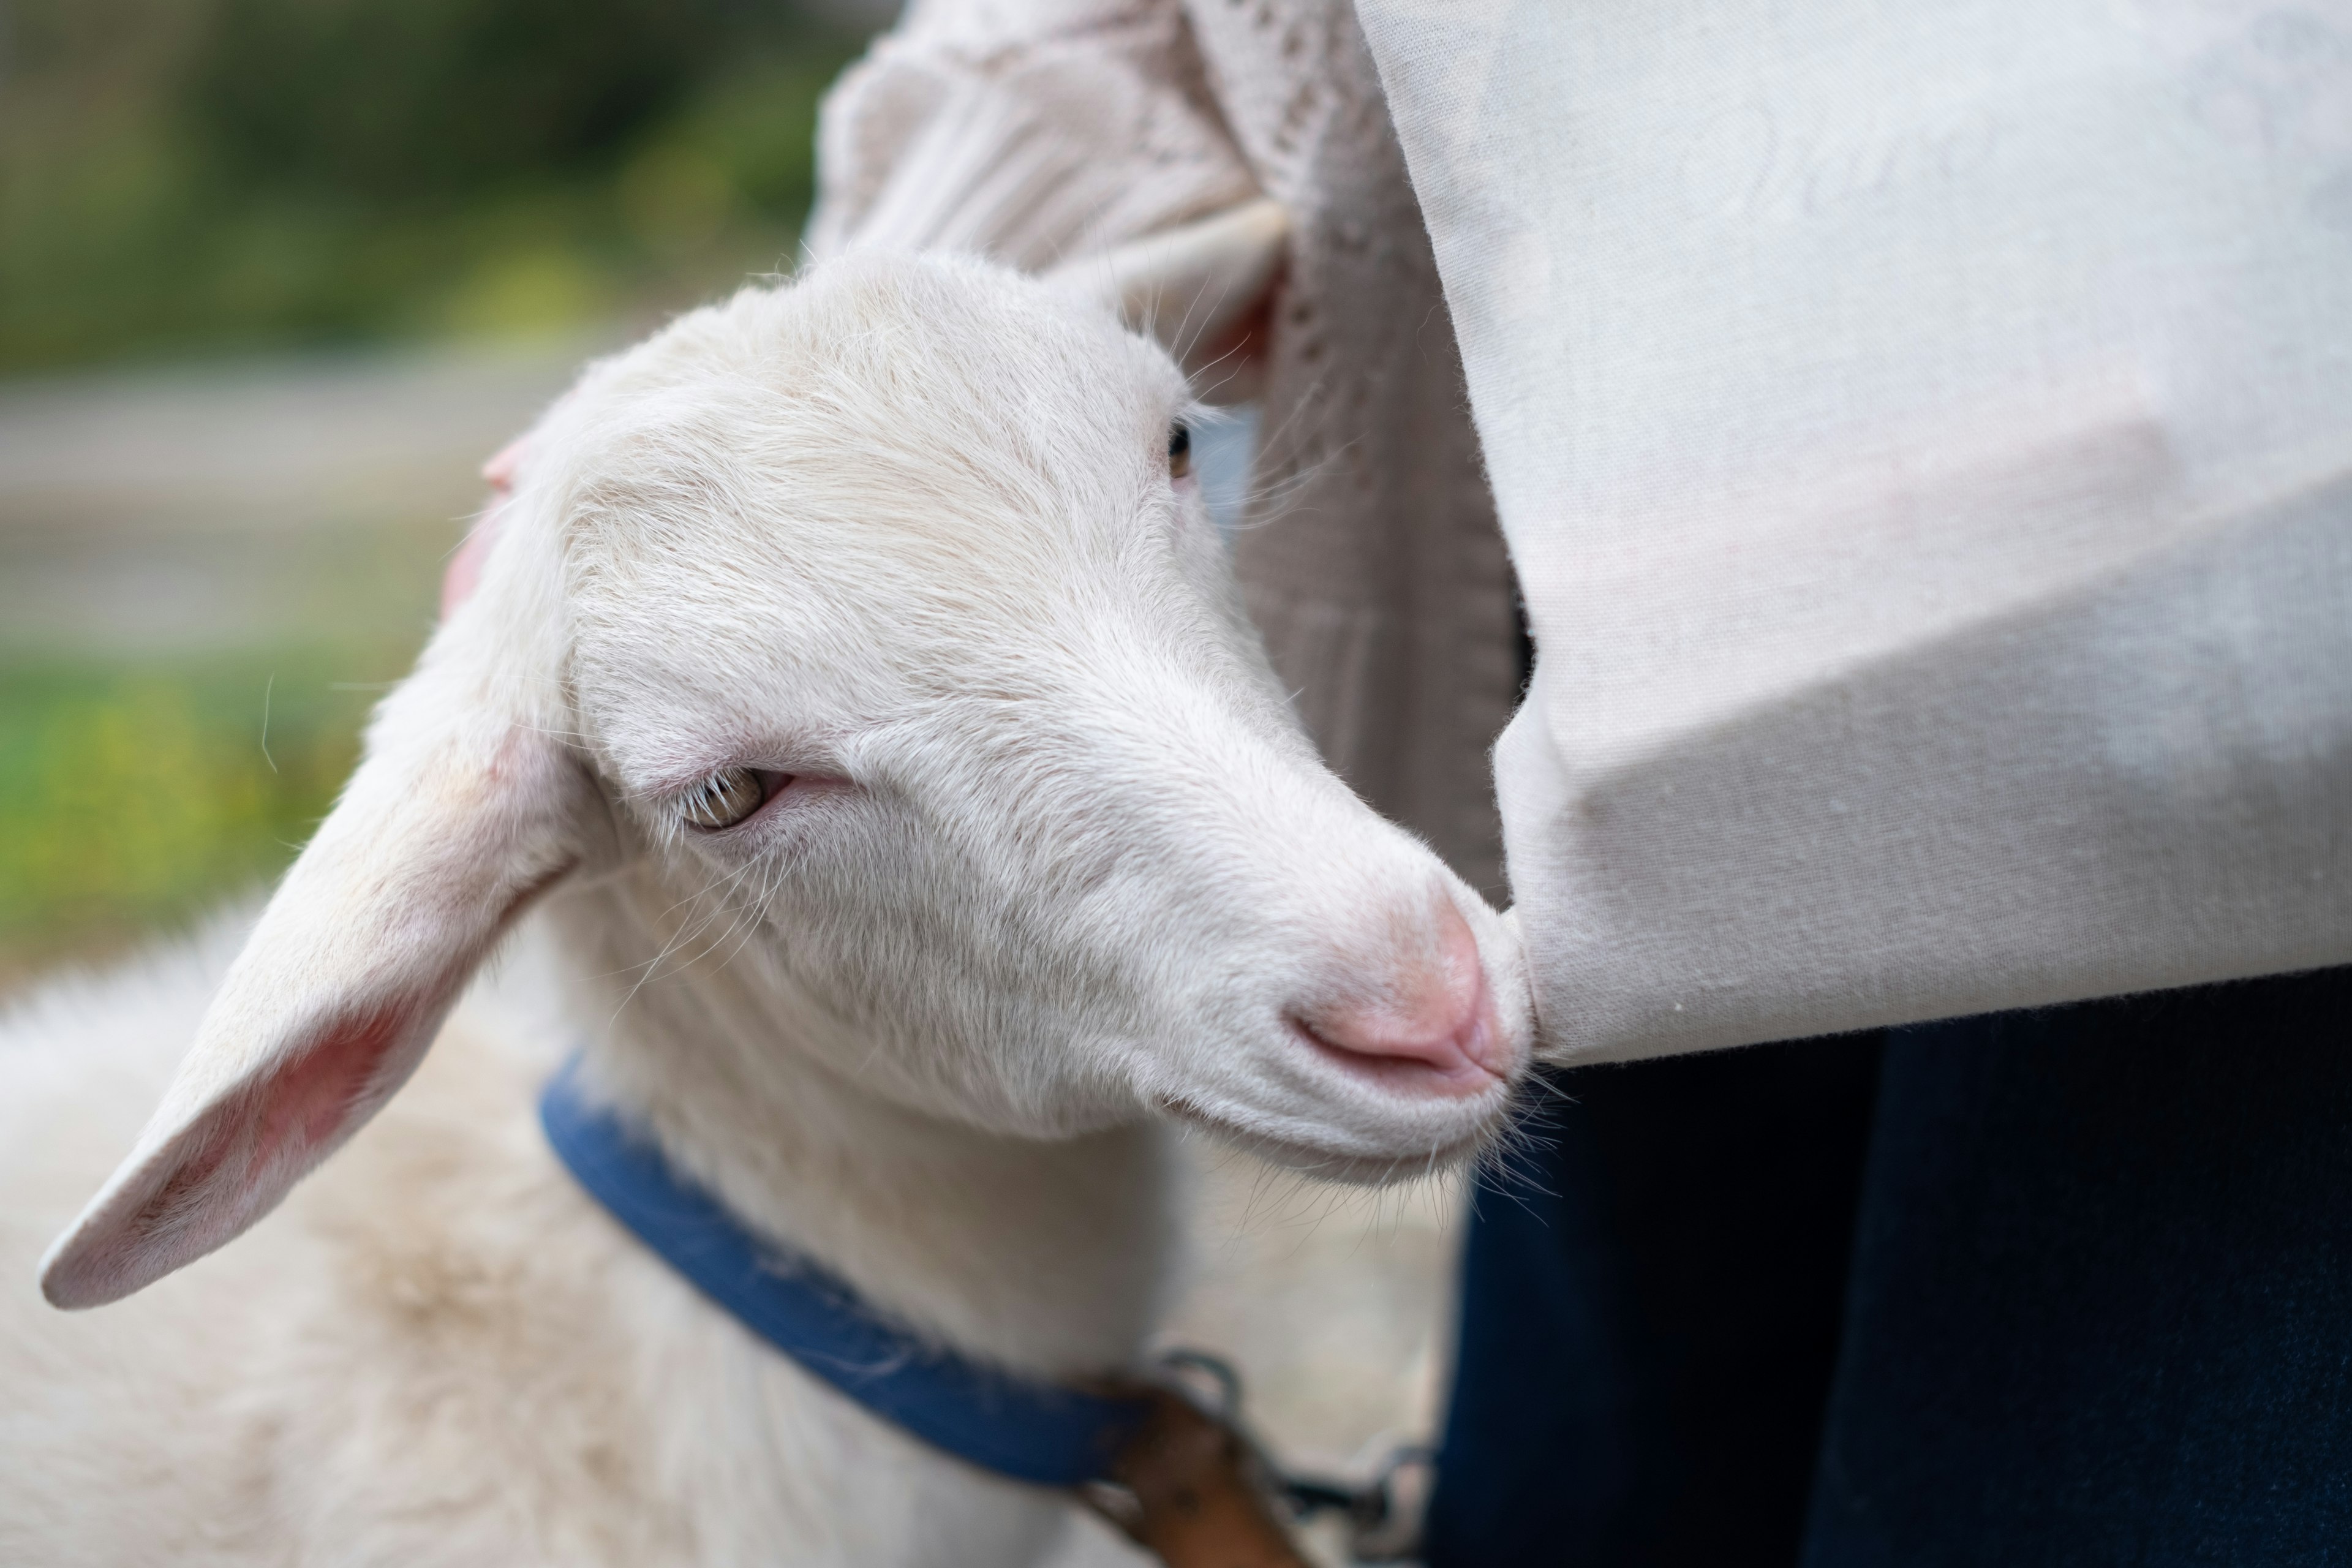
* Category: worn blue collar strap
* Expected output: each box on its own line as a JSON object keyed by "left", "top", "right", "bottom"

{"left": 538, "top": 1058, "right": 1152, "bottom": 1488}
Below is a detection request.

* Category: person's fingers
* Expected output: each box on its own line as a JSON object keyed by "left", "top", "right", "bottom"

{"left": 441, "top": 498, "right": 501, "bottom": 619}
{"left": 481, "top": 434, "right": 529, "bottom": 493}
{"left": 445, "top": 434, "right": 535, "bottom": 617}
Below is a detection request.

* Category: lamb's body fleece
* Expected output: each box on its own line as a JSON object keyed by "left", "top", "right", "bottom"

{"left": 0, "top": 915, "right": 1084, "bottom": 1567}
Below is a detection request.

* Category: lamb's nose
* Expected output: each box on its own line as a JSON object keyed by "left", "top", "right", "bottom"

{"left": 1294, "top": 900, "right": 1509, "bottom": 1097}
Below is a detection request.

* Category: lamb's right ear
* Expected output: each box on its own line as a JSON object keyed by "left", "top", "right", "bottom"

{"left": 40, "top": 648, "right": 598, "bottom": 1309}
{"left": 1050, "top": 199, "right": 1289, "bottom": 400}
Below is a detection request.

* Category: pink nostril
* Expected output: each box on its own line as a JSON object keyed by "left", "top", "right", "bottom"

{"left": 1294, "top": 900, "right": 1509, "bottom": 1097}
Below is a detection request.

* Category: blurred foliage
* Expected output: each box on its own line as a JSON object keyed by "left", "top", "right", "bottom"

{"left": 190, "top": 0, "right": 744, "bottom": 197}
{"left": 0, "top": 0, "right": 878, "bottom": 977}
{"left": 0, "top": 650, "right": 396, "bottom": 978}
{"left": 0, "top": 0, "right": 867, "bottom": 371}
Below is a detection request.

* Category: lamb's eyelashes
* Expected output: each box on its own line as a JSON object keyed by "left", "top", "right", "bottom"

{"left": 679, "top": 767, "right": 774, "bottom": 832}
{"left": 671, "top": 767, "right": 862, "bottom": 839}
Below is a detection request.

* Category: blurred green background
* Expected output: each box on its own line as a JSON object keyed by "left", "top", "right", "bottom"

{"left": 0, "top": 0, "right": 881, "bottom": 986}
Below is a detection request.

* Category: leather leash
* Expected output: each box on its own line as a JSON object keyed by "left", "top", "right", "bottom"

{"left": 1084, "top": 1384, "right": 1316, "bottom": 1567}
{"left": 1084, "top": 1352, "right": 1434, "bottom": 1567}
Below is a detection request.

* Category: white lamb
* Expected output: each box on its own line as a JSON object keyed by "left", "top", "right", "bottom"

{"left": 0, "top": 214, "right": 1530, "bottom": 1566}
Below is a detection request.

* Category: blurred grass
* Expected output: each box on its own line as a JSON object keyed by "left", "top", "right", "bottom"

{"left": 0, "top": 649, "right": 407, "bottom": 983}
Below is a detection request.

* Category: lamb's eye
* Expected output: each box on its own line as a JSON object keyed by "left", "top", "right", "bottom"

{"left": 680, "top": 767, "right": 767, "bottom": 831}
{"left": 1167, "top": 420, "right": 1193, "bottom": 480}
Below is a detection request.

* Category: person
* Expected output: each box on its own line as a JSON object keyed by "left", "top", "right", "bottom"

{"left": 1351, "top": 7, "right": 2352, "bottom": 1554}
{"left": 502, "top": 2, "right": 2352, "bottom": 1558}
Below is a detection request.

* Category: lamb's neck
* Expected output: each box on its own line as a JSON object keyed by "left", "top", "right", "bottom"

{"left": 559, "top": 935, "right": 1178, "bottom": 1384}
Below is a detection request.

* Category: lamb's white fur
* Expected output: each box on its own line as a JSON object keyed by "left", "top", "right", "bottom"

{"left": 1, "top": 236, "right": 1529, "bottom": 1565}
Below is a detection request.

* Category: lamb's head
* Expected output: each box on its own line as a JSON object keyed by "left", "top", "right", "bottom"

{"left": 40, "top": 230, "right": 1531, "bottom": 1312}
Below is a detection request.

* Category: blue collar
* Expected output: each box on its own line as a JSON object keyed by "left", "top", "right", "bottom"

{"left": 539, "top": 1058, "right": 1152, "bottom": 1488}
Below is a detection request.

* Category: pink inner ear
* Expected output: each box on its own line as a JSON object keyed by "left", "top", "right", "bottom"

{"left": 48, "top": 860, "right": 579, "bottom": 1310}
{"left": 40, "top": 1001, "right": 431, "bottom": 1310}
{"left": 124, "top": 867, "right": 573, "bottom": 1253}
{"left": 118, "top": 1005, "right": 419, "bottom": 1259}
{"left": 255, "top": 1006, "right": 414, "bottom": 1170}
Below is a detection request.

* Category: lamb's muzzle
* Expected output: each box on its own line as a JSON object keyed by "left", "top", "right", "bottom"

{"left": 1289, "top": 898, "right": 1507, "bottom": 1099}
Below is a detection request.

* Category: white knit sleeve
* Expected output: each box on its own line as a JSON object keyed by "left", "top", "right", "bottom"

{"left": 807, "top": 0, "right": 1260, "bottom": 270}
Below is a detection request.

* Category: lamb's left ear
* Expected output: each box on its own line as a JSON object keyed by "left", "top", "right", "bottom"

{"left": 40, "top": 647, "right": 597, "bottom": 1309}
{"left": 1050, "top": 199, "right": 1289, "bottom": 399}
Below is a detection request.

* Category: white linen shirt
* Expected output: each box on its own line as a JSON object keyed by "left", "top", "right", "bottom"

{"left": 1357, "top": 0, "right": 2352, "bottom": 1059}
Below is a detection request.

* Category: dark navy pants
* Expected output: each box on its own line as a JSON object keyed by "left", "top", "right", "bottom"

{"left": 1425, "top": 1029, "right": 1885, "bottom": 1564}
{"left": 1427, "top": 967, "right": 2352, "bottom": 1567}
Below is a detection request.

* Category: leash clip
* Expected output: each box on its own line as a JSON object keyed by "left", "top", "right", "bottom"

{"left": 1146, "top": 1350, "right": 1434, "bottom": 1564}
{"left": 1282, "top": 1440, "right": 1436, "bottom": 1562}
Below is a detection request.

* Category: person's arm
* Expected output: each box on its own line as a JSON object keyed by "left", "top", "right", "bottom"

{"left": 809, "top": 1, "right": 1259, "bottom": 280}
